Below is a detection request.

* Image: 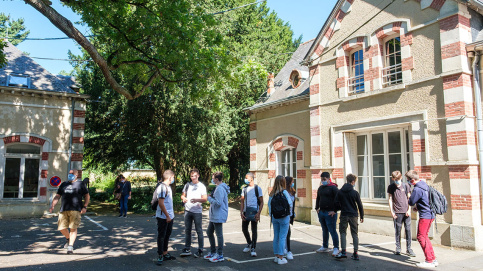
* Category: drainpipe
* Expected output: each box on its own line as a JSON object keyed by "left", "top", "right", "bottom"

{"left": 67, "top": 98, "right": 75, "bottom": 179}
{"left": 471, "top": 51, "right": 483, "bottom": 224}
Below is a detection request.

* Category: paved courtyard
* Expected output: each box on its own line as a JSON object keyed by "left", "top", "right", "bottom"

{"left": 1, "top": 207, "right": 482, "bottom": 270}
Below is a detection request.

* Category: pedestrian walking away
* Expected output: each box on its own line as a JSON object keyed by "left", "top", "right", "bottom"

{"left": 284, "top": 176, "right": 296, "bottom": 260}
{"left": 117, "top": 175, "right": 131, "bottom": 218}
{"left": 315, "top": 171, "right": 340, "bottom": 257}
{"left": 155, "top": 170, "right": 177, "bottom": 265}
{"left": 180, "top": 168, "right": 207, "bottom": 258}
{"left": 407, "top": 170, "right": 438, "bottom": 268}
{"left": 48, "top": 170, "right": 89, "bottom": 254}
{"left": 268, "top": 175, "right": 293, "bottom": 265}
{"left": 204, "top": 171, "right": 230, "bottom": 263}
{"left": 335, "top": 174, "right": 364, "bottom": 261}
{"left": 387, "top": 170, "right": 415, "bottom": 257}
{"left": 240, "top": 172, "right": 263, "bottom": 257}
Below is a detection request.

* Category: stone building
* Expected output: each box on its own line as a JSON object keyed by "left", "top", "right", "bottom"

{"left": 0, "top": 42, "right": 88, "bottom": 218}
{"left": 247, "top": 0, "right": 483, "bottom": 250}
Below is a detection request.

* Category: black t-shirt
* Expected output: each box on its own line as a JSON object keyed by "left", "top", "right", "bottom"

{"left": 57, "top": 181, "right": 89, "bottom": 212}
{"left": 387, "top": 183, "right": 410, "bottom": 214}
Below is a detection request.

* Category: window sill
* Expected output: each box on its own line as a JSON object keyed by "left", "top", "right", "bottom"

{"left": 342, "top": 84, "right": 406, "bottom": 102}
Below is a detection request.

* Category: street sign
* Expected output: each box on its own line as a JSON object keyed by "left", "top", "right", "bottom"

{"left": 49, "top": 176, "right": 61, "bottom": 187}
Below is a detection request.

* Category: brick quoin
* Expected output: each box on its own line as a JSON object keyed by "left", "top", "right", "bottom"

{"left": 297, "top": 188, "right": 307, "bottom": 198}
{"left": 73, "top": 123, "right": 85, "bottom": 130}
{"left": 430, "top": 0, "right": 446, "bottom": 11}
{"left": 310, "top": 107, "right": 320, "bottom": 116}
{"left": 332, "top": 168, "right": 344, "bottom": 179}
{"left": 336, "top": 77, "right": 347, "bottom": 89}
{"left": 288, "top": 137, "right": 299, "bottom": 148}
{"left": 347, "top": 0, "right": 354, "bottom": 4}
{"left": 77, "top": 170, "right": 83, "bottom": 179}
{"left": 364, "top": 45, "right": 381, "bottom": 58}
{"left": 310, "top": 84, "right": 320, "bottom": 95}
{"left": 73, "top": 137, "right": 84, "bottom": 144}
{"left": 342, "top": 41, "right": 350, "bottom": 51}
{"left": 375, "top": 27, "right": 388, "bottom": 39}
{"left": 250, "top": 154, "right": 258, "bottom": 164}
{"left": 442, "top": 73, "right": 472, "bottom": 90}
{"left": 249, "top": 122, "right": 257, "bottom": 131}
{"left": 310, "top": 126, "right": 321, "bottom": 136}
{"left": 250, "top": 138, "right": 256, "bottom": 146}
{"left": 325, "top": 27, "right": 334, "bottom": 39}
{"left": 42, "top": 152, "right": 49, "bottom": 160}
{"left": 73, "top": 110, "right": 86, "bottom": 118}
{"left": 401, "top": 32, "right": 413, "bottom": 46}
{"left": 3, "top": 135, "right": 20, "bottom": 144}
{"left": 269, "top": 153, "right": 276, "bottom": 162}
{"left": 312, "top": 189, "right": 318, "bottom": 199}
{"left": 364, "top": 67, "right": 382, "bottom": 82}
{"left": 336, "top": 56, "right": 349, "bottom": 68}
{"left": 314, "top": 44, "right": 324, "bottom": 56}
{"left": 451, "top": 194, "right": 477, "bottom": 210}
{"left": 441, "top": 42, "right": 467, "bottom": 59}
{"left": 311, "top": 169, "right": 321, "bottom": 179}
{"left": 268, "top": 170, "right": 276, "bottom": 179}
{"left": 311, "top": 146, "right": 321, "bottom": 156}
{"left": 412, "top": 139, "right": 425, "bottom": 153}
{"left": 414, "top": 166, "right": 432, "bottom": 180}
{"left": 71, "top": 153, "right": 83, "bottom": 161}
{"left": 29, "top": 136, "right": 46, "bottom": 145}
{"left": 392, "top": 21, "right": 402, "bottom": 33}
{"left": 447, "top": 131, "right": 477, "bottom": 146}
{"left": 40, "top": 187, "right": 47, "bottom": 196}
{"left": 41, "top": 170, "right": 48, "bottom": 178}
{"left": 334, "top": 146, "right": 343, "bottom": 158}
{"left": 402, "top": 57, "right": 414, "bottom": 71}
{"left": 440, "top": 14, "right": 471, "bottom": 32}
{"left": 445, "top": 101, "right": 475, "bottom": 118}
{"left": 297, "top": 151, "right": 303, "bottom": 160}
{"left": 335, "top": 9, "right": 346, "bottom": 22}
{"left": 274, "top": 138, "right": 284, "bottom": 151}
{"left": 297, "top": 170, "right": 306, "bottom": 179}
{"left": 309, "top": 65, "right": 319, "bottom": 76}
{"left": 449, "top": 165, "right": 479, "bottom": 179}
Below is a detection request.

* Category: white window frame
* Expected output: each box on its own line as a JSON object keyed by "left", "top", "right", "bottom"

{"left": 348, "top": 47, "right": 365, "bottom": 95}
{"left": 382, "top": 35, "right": 403, "bottom": 87}
{"left": 354, "top": 127, "right": 410, "bottom": 202}
{"left": 276, "top": 148, "right": 297, "bottom": 189}
{"left": 3, "top": 144, "right": 41, "bottom": 199}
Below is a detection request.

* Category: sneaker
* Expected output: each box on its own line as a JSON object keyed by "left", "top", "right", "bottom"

{"left": 331, "top": 248, "right": 339, "bottom": 257}
{"left": 416, "top": 261, "right": 436, "bottom": 268}
{"left": 67, "top": 245, "right": 74, "bottom": 254}
{"left": 180, "top": 248, "right": 192, "bottom": 257}
{"left": 334, "top": 252, "right": 347, "bottom": 259}
{"left": 63, "top": 239, "right": 69, "bottom": 249}
{"left": 118, "top": 214, "right": 123, "bottom": 217}
{"left": 163, "top": 253, "right": 176, "bottom": 261}
{"left": 286, "top": 251, "right": 293, "bottom": 260}
{"left": 406, "top": 249, "right": 416, "bottom": 257}
{"left": 203, "top": 252, "right": 214, "bottom": 260}
{"left": 394, "top": 248, "right": 401, "bottom": 255}
{"left": 433, "top": 260, "right": 439, "bottom": 267}
{"left": 274, "top": 257, "right": 278, "bottom": 263}
{"left": 277, "top": 258, "right": 288, "bottom": 265}
{"left": 250, "top": 248, "right": 257, "bottom": 257}
{"left": 316, "top": 246, "right": 330, "bottom": 253}
{"left": 123, "top": 215, "right": 127, "bottom": 218}
{"left": 209, "top": 253, "right": 224, "bottom": 263}
{"left": 243, "top": 244, "right": 251, "bottom": 253}
{"left": 351, "top": 252, "right": 359, "bottom": 261}
{"left": 156, "top": 255, "right": 163, "bottom": 265}
{"left": 193, "top": 249, "right": 203, "bottom": 258}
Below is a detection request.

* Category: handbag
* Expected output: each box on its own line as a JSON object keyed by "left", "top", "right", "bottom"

{"left": 245, "top": 207, "right": 258, "bottom": 222}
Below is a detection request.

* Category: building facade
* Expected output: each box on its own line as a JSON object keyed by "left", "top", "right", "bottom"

{"left": 0, "top": 42, "right": 88, "bottom": 218}
{"left": 248, "top": 0, "right": 483, "bottom": 250}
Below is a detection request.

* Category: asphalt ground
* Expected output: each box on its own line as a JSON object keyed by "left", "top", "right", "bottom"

{"left": 1, "top": 207, "right": 483, "bottom": 271}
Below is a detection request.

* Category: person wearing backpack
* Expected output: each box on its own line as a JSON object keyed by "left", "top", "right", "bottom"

{"left": 180, "top": 168, "right": 207, "bottom": 258}
{"left": 334, "top": 174, "right": 364, "bottom": 261}
{"left": 387, "top": 171, "right": 416, "bottom": 257}
{"left": 406, "top": 170, "right": 438, "bottom": 268}
{"left": 155, "top": 170, "right": 177, "bottom": 265}
{"left": 315, "top": 172, "right": 340, "bottom": 257}
{"left": 204, "top": 171, "right": 230, "bottom": 263}
{"left": 284, "top": 176, "right": 296, "bottom": 260}
{"left": 268, "top": 175, "right": 293, "bottom": 265}
{"left": 240, "top": 172, "right": 263, "bottom": 257}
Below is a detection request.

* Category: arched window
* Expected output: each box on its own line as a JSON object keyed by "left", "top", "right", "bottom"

{"left": 278, "top": 148, "right": 297, "bottom": 189}
{"left": 4, "top": 144, "right": 41, "bottom": 199}
{"left": 383, "top": 37, "right": 402, "bottom": 87}
{"left": 348, "top": 49, "right": 364, "bottom": 94}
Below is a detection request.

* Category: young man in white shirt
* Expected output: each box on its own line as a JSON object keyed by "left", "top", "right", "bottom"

{"left": 156, "top": 170, "right": 176, "bottom": 265}
{"left": 240, "top": 172, "right": 263, "bottom": 257}
{"left": 180, "top": 168, "right": 207, "bottom": 258}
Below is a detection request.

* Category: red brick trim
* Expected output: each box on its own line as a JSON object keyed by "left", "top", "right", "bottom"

{"left": 440, "top": 14, "right": 470, "bottom": 32}
{"left": 274, "top": 138, "right": 284, "bottom": 151}
{"left": 311, "top": 169, "right": 321, "bottom": 179}
{"left": 311, "top": 146, "right": 321, "bottom": 156}
{"left": 269, "top": 153, "right": 276, "bottom": 162}
{"left": 401, "top": 32, "right": 413, "bottom": 46}
{"left": 332, "top": 168, "right": 344, "bottom": 179}
{"left": 73, "top": 110, "right": 86, "bottom": 118}
{"left": 297, "top": 169, "right": 306, "bottom": 179}
{"left": 297, "top": 151, "right": 303, "bottom": 160}
{"left": 447, "top": 131, "right": 477, "bottom": 146}
{"left": 402, "top": 56, "right": 414, "bottom": 71}
{"left": 297, "top": 188, "right": 306, "bottom": 198}
{"left": 71, "top": 153, "right": 83, "bottom": 161}
{"left": 334, "top": 146, "right": 343, "bottom": 158}
{"left": 29, "top": 136, "right": 46, "bottom": 145}
{"left": 310, "top": 107, "right": 320, "bottom": 116}
{"left": 40, "top": 187, "right": 47, "bottom": 196}
{"left": 250, "top": 139, "right": 256, "bottom": 146}
{"left": 430, "top": 0, "right": 446, "bottom": 11}
{"left": 310, "top": 84, "right": 320, "bottom": 95}
{"left": 312, "top": 189, "right": 318, "bottom": 199}
{"left": 414, "top": 166, "right": 432, "bottom": 180}
{"left": 392, "top": 22, "right": 402, "bottom": 33}
{"left": 309, "top": 65, "right": 319, "bottom": 76}
{"left": 42, "top": 152, "right": 49, "bottom": 160}
{"left": 441, "top": 41, "right": 467, "bottom": 60}
{"left": 445, "top": 101, "right": 474, "bottom": 118}
{"left": 442, "top": 73, "right": 471, "bottom": 90}
{"left": 268, "top": 170, "right": 276, "bottom": 179}
{"left": 336, "top": 56, "right": 349, "bottom": 68}
{"left": 72, "top": 137, "right": 84, "bottom": 144}
{"left": 336, "top": 77, "right": 347, "bottom": 89}
{"left": 3, "top": 135, "right": 20, "bottom": 144}
{"left": 451, "top": 194, "right": 477, "bottom": 210}
{"left": 314, "top": 44, "right": 324, "bottom": 56}
{"left": 288, "top": 137, "right": 299, "bottom": 148}
{"left": 250, "top": 153, "right": 256, "bottom": 161}
{"left": 249, "top": 122, "right": 257, "bottom": 131}
{"left": 310, "top": 126, "right": 320, "bottom": 136}
{"left": 41, "top": 170, "right": 48, "bottom": 178}
{"left": 342, "top": 41, "right": 350, "bottom": 51}
{"left": 375, "top": 27, "right": 388, "bottom": 39}
{"left": 73, "top": 123, "right": 85, "bottom": 130}
{"left": 335, "top": 9, "right": 346, "bottom": 22}
{"left": 413, "top": 139, "right": 425, "bottom": 153}
{"left": 325, "top": 27, "right": 334, "bottom": 39}
{"left": 449, "top": 165, "right": 479, "bottom": 179}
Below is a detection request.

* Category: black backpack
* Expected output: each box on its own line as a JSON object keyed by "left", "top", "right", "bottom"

{"left": 270, "top": 191, "right": 291, "bottom": 219}
{"left": 151, "top": 182, "right": 168, "bottom": 211}
{"left": 428, "top": 186, "right": 447, "bottom": 215}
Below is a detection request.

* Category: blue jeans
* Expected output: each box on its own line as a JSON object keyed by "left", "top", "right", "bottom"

{"left": 120, "top": 194, "right": 129, "bottom": 216}
{"left": 318, "top": 211, "right": 339, "bottom": 249}
{"left": 272, "top": 215, "right": 290, "bottom": 255}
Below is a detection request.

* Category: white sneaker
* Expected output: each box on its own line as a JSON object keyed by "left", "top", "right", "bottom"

{"left": 284, "top": 248, "right": 287, "bottom": 255}
{"left": 416, "top": 261, "right": 436, "bottom": 268}
{"left": 316, "top": 246, "right": 330, "bottom": 253}
{"left": 331, "top": 248, "right": 339, "bottom": 257}
{"left": 243, "top": 244, "right": 251, "bottom": 253}
{"left": 203, "top": 252, "right": 215, "bottom": 260}
{"left": 274, "top": 257, "right": 278, "bottom": 263}
{"left": 286, "top": 251, "right": 293, "bottom": 260}
{"left": 277, "top": 258, "right": 288, "bottom": 265}
{"left": 433, "top": 260, "right": 439, "bottom": 267}
{"left": 250, "top": 249, "right": 257, "bottom": 257}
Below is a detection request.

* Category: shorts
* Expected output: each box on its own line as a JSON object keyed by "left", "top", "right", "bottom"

{"left": 58, "top": 211, "right": 82, "bottom": 230}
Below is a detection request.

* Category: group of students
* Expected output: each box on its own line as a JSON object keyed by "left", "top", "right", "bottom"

{"left": 154, "top": 167, "right": 438, "bottom": 268}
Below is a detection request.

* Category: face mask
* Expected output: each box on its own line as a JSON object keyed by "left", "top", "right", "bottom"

{"left": 395, "top": 180, "right": 401, "bottom": 185}
{"left": 244, "top": 179, "right": 250, "bottom": 185}
{"left": 291, "top": 183, "right": 295, "bottom": 188}
{"left": 322, "top": 181, "right": 328, "bottom": 186}
{"left": 352, "top": 184, "right": 356, "bottom": 188}
{"left": 121, "top": 179, "right": 126, "bottom": 183}
{"left": 170, "top": 177, "right": 175, "bottom": 185}
{"left": 67, "top": 174, "right": 76, "bottom": 182}
{"left": 211, "top": 179, "right": 216, "bottom": 185}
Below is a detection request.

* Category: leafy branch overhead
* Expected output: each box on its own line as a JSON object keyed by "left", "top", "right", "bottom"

{"left": 24, "top": 0, "right": 234, "bottom": 100}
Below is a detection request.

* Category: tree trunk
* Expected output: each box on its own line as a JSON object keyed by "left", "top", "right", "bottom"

{"left": 153, "top": 152, "right": 164, "bottom": 181}
{"left": 228, "top": 152, "right": 240, "bottom": 191}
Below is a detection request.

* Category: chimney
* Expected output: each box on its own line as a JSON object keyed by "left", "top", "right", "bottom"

{"left": 267, "top": 72, "right": 275, "bottom": 95}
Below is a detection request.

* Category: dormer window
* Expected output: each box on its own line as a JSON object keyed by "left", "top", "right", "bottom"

{"left": 289, "top": 69, "right": 308, "bottom": 89}
{"left": 8, "top": 74, "right": 30, "bottom": 88}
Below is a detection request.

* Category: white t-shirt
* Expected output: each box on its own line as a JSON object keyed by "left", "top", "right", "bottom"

{"left": 241, "top": 185, "right": 263, "bottom": 211}
{"left": 156, "top": 183, "right": 174, "bottom": 220}
{"left": 183, "top": 182, "right": 207, "bottom": 213}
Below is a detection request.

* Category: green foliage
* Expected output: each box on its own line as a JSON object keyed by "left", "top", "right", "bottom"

{"left": 0, "top": 13, "right": 30, "bottom": 46}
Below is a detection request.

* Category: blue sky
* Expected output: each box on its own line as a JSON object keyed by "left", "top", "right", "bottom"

{"left": 2, "top": 0, "right": 337, "bottom": 74}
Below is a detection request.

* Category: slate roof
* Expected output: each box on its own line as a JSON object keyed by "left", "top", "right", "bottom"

{"left": 0, "top": 41, "right": 78, "bottom": 94}
{"left": 248, "top": 39, "right": 314, "bottom": 110}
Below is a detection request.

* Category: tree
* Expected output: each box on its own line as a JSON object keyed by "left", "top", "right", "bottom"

{"left": 24, "top": 0, "right": 233, "bottom": 100}
{"left": 0, "top": 13, "right": 30, "bottom": 68}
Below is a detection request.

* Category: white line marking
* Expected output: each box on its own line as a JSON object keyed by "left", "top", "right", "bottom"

{"left": 84, "top": 215, "right": 108, "bottom": 231}
{"left": 224, "top": 225, "right": 315, "bottom": 235}
{"left": 37, "top": 233, "right": 55, "bottom": 236}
